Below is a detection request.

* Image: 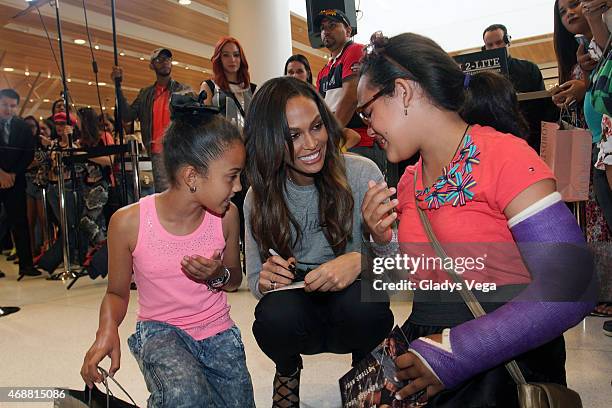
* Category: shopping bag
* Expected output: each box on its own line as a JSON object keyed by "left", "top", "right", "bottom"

{"left": 540, "top": 121, "right": 592, "bottom": 202}
{"left": 54, "top": 367, "right": 138, "bottom": 408}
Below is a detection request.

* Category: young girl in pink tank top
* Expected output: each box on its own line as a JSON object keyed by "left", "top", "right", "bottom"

{"left": 81, "top": 97, "right": 255, "bottom": 407}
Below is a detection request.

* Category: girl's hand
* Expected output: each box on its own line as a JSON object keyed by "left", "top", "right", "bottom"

{"left": 394, "top": 340, "right": 445, "bottom": 403}
{"left": 259, "top": 254, "right": 296, "bottom": 293}
{"left": 582, "top": 0, "right": 610, "bottom": 16}
{"left": 81, "top": 326, "right": 121, "bottom": 389}
{"left": 577, "top": 44, "right": 598, "bottom": 73}
{"left": 361, "top": 180, "right": 398, "bottom": 244}
{"left": 181, "top": 250, "right": 224, "bottom": 283}
{"left": 304, "top": 252, "right": 361, "bottom": 292}
{"left": 551, "top": 79, "right": 587, "bottom": 107}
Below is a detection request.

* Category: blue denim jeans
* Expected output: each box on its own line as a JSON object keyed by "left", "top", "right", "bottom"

{"left": 128, "top": 321, "right": 255, "bottom": 408}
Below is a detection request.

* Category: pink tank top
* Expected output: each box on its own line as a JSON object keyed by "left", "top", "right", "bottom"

{"left": 131, "top": 194, "right": 233, "bottom": 340}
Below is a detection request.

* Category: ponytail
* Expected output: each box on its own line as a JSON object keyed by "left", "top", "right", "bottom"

{"left": 163, "top": 91, "right": 242, "bottom": 186}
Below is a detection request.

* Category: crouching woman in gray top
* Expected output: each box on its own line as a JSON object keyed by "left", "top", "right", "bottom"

{"left": 243, "top": 77, "right": 393, "bottom": 408}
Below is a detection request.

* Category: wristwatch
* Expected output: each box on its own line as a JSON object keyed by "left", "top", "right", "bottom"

{"left": 206, "top": 266, "right": 231, "bottom": 291}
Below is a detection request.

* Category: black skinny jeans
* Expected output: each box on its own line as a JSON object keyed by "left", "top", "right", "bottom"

{"left": 252, "top": 280, "right": 394, "bottom": 375}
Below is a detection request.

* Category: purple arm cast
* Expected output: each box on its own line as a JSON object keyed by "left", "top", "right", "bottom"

{"left": 410, "top": 201, "right": 596, "bottom": 389}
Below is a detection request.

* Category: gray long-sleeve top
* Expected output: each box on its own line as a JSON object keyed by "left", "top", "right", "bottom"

{"left": 244, "top": 154, "right": 384, "bottom": 299}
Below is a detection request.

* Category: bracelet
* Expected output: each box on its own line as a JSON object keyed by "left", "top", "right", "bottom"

{"left": 206, "top": 266, "right": 231, "bottom": 291}
{"left": 368, "top": 228, "right": 399, "bottom": 257}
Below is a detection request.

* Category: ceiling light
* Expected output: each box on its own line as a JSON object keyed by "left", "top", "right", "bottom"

{"left": 119, "top": 52, "right": 125, "bottom": 56}
{"left": 98, "top": 82, "right": 107, "bottom": 86}
{"left": 67, "top": 78, "right": 72, "bottom": 82}
{"left": 88, "top": 81, "right": 93, "bottom": 85}
{"left": 139, "top": 57, "right": 145, "bottom": 61}
{"left": 102, "top": 106, "right": 106, "bottom": 110}
{"left": 185, "top": 66, "right": 189, "bottom": 70}
{"left": 47, "top": 73, "right": 51, "bottom": 78}
{"left": 25, "top": 71, "right": 30, "bottom": 76}
{"left": 3, "top": 67, "right": 14, "bottom": 72}
{"left": 94, "top": 45, "right": 100, "bottom": 50}
{"left": 74, "top": 39, "right": 86, "bottom": 45}
{"left": 29, "top": 99, "right": 34, "bottom": 103}
{"left": 179, "top": 0, "right": 192, "bottom": 5}
{"left": 87, "top": 105, "right": 91, "bottom": 108}
{"left": 39, "top": 116, "right": 43, "bottom": 120}
{"left": 171, "top": 61, "right": 179, "bottom": 65}
{"left": 43, "top": 99, "right": 50, "bottom": 102}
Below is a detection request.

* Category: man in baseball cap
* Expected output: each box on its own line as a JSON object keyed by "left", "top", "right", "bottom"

{"left": 111, "top": 47, "right": 188, "bottom": 192}
{"left": 315, "top": 9, "right": 389, "bottom": 179}
{"left": 149, "top": 48, "right": 172, "bottom": 62}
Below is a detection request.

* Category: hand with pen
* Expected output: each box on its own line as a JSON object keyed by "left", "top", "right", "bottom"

{"left": 260, "top": 249, "right": 362, "bottom": 294}
{"left": 258, "top": 249, "right": 297, "bottom": 293}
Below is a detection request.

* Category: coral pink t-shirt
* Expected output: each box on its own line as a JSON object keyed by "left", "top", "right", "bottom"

{"left": 397, "top": 125, "right": 555, "bottom": 286}
{"left": 131, "top": 194, "right": 233, "bottom": 340}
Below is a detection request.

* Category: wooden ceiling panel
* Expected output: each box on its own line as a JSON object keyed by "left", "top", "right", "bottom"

{"left": 61, "top": 0, "right": 229, "bottom": 46}
{"left": 0, "top": 0, "right": 558, "bottom": 119}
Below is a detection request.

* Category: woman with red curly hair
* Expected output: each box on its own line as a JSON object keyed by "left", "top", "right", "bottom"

{"left": 200, "top": 36, "right": 257, "bottom": 128}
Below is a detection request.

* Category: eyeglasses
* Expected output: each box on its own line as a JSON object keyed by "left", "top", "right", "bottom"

{"left": 356, "top": 88, "right": 386, "bottom": 125}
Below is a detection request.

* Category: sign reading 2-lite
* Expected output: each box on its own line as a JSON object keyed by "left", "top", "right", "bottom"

{"left": 453, "top": 47, "right": 509, "bottom": 77}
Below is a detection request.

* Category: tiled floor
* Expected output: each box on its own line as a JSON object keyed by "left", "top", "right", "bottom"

{"left": 0, "top": 257, "right": 611, "bottom": 408}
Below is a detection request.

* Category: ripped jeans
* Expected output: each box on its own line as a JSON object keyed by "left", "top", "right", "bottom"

{"left": 128, "top": 320, "right": 255, "bottom": 408}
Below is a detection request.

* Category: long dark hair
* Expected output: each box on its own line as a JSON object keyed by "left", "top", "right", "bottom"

{"left": 462, "top": 72, "right": 529, "bottom": 138}
{"left": 163, "top": 101, "right": 242, "bottom": 186}
{"left": 553, "top": 0, "right": 580, "bottom": 84}
{"left": 77, "top": 108, "right": 102, "bottom": 147}
{"left": 284, "top": 54, "right": 313, "bottom": 84}
{"left": 359, "top": 32, "right": 527, "bottom": 137}
{"left": 244, "top": 77, "right": 353, "bottom": 261}
{"left": 23, "top": 115, "right": 40, "bottom": 137}
{"left": 211, "top": 36, "right": 251, "bottom": 92}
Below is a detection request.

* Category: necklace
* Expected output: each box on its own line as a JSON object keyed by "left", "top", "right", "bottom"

{"left": 416, "top": 124, "right": 480, "bottom": 209}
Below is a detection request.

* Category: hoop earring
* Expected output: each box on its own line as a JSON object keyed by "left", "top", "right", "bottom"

{"left": 189, "top": 185, "right": 197, "bottom": 193}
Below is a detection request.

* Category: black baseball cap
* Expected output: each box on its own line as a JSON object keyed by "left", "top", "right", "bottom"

{"left": 150, "top": 48, "right": 172, "bottom": 62}
{"left": 314, "top": 9, "right": 351, "bottom": 29}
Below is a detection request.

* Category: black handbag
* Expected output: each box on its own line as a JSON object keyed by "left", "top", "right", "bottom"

{"left": 54, "top": 367, "right": 138, "bottom": 408}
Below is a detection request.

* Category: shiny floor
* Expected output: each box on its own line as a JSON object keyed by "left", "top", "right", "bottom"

{"left": 0, "top": 257, "right": 611, "bottom": 408}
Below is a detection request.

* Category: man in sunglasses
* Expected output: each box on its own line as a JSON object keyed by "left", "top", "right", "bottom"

{"left": 315, "top": 9, "right": 388, "bottom": 176}
{"left": 111, "top": 48, "right": 188, "bottom": 193}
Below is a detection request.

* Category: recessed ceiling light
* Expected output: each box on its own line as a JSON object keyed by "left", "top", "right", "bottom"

{"left": 87, "top": 105, "right": 91, "bottom": 108}
{"left": 88, "top": 81, "right": 93, "bottom": 85}
{"left": 179, "top": 0, "right": 192, "bottom": 5}
{"left": 119, "top": 52, "right": 125, "bottom": 56}
{"left": 47, "top": 73, "right": 51, "bottom": 78}
{"left": 29, "top": 99, "right": 34, "bottom": 103}
{"left": 185, "top": 66, "right": 189, "bottom": 70}
{"left": 39, "top": 116, "right": 43, "bottom": 120}
{"left": 3, "top": 67, "right": 14, "bottom": 72}
{"left": 67, "top": 78, "right": 72, "bottom": 82}
{"left": 139, "top": 57, "right": 145, "bottom": 61}
{"left": 171, "top": 61, "right": 179, "bottom": 65}
{"left": 94, "top": 45, "right": 100, "bottom": 50}
{"left": 43, "top": 99, "right": 50, "bottom": 102}
{"left": 74, "top": 39, "right": 86, "bottom": 45}
{"left": 98, "top": 82, "right": 107, "bottom": 86}
{"left": 25, "top": 71, "right": 30, "bottom": 76}
{"left": 102, "top": 106, "right": 106, "bottom": 110}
